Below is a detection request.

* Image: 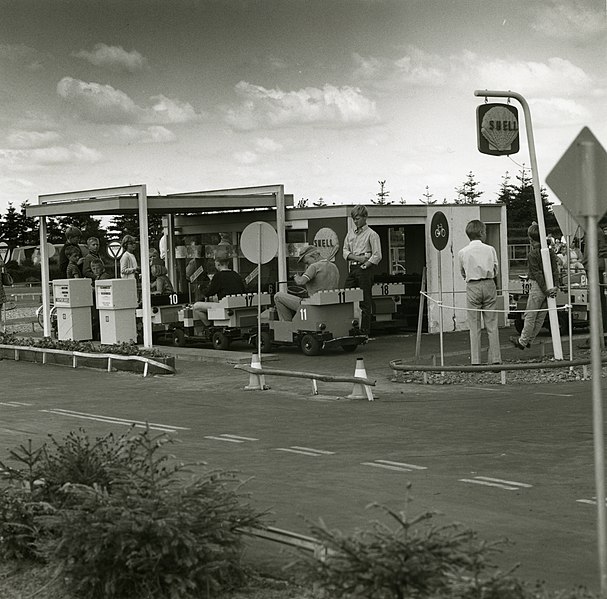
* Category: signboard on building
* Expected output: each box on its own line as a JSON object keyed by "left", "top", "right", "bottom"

{"left": 430, "top": 211, "right": 449, "bottom": 251}
{"left": 477, "top": 103, "right": 520, "bottom": 156}
{"left": 313, "top": 227, "right": 339, "bottom": 260}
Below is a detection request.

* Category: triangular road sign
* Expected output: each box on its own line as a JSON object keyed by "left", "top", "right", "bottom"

{"left": 546, "top": 127, "right": 607, "bottom": 220}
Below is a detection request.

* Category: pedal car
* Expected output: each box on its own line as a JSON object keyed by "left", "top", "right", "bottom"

{"left": 170, "top": 293, "right": 273, "bottom": 350}
{"left": 257, "top": 287, "right": 367, "bottom": 356}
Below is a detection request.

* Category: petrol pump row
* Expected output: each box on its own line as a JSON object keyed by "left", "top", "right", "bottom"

{"left": 52, "top": 278, "right": 138, "bottom": 345}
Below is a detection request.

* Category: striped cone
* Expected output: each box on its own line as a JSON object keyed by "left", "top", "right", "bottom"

{"left": 245, "top": 353, "right": 267, "bottom": 390}
{"left": 347, "top": 357, "right": 374, "bottom": 401}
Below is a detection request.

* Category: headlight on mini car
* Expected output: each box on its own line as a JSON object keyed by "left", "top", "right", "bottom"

{"left": 226, "top": 309, "right": 234, "bottom": 316}
{"left": 318, "top": 322, "right": 327, "bottom": 331}
{"left": 352, "top": 319, "right": 359, "bottom": 328}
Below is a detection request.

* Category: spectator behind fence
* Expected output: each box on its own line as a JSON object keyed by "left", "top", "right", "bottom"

{"left": 274, "top": 245, "right": 339, "bottom": 321}
{"left": 120, "top": 235, "right": 140, "bottom": 279}
{"left": 80, "top": 236, "right": 101, "bottom": 279}
{"left": 458, "top": 219, "right": 501, "bottom": 366}
{"left": 65, "top": 245, "right": 82, "bottom": 279}
{"left": 150, "top": 263, "right": 175, "bottom": 295}
{"left": 58, "top": 226, "right": 83, "bottom": 278}
{"left": 509, "top": 223, "right": 560, "bottom": 351}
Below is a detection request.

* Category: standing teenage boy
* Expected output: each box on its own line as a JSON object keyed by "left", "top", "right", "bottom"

{"left": 458, "top": 219, "right": 501, "bottom": 365}
{"left": 342, "top": 205, "right": 382, "bottom": 334}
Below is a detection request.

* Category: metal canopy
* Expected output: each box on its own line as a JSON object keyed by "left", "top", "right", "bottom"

{"left": 30, "top": 183, "right": 289, "bottom": 349}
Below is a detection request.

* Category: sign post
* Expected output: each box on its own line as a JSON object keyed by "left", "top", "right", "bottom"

{"left": 547, "top": 126, "right": 607, "bottom": 596}
{"left": 106, "top": 242, "right": 123, "bottom": 278}
{"left": 430, "top": 211, "right": 449, "bottom": 367}
{"left": 474, "top": 89, "right": 563, "bottom": 360}
{"left": 240, "top": 221, "right": 279, "bottom": 368}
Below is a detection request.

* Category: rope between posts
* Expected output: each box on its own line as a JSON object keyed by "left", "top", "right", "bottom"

{"left": 421, "top": 291, "right": 570, "bottom": 315}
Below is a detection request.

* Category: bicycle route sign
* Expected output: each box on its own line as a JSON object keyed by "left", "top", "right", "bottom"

{"left": 430, "top": 211, "right": 449, "bottom": 251}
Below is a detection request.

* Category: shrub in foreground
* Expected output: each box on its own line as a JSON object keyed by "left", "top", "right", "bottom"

{"left": 0, "top": 427, "right": 265, "bottom": 599}
{"left": 300, "top": 493, "right": 599, "bottom": 599}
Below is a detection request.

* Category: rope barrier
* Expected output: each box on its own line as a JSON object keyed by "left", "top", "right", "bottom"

{"left": 420, "top": 290, "right": 569, "bottom": 315}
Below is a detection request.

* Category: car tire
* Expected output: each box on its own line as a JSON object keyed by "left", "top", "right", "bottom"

{"left": 300, "top": 333, "right": 321, "bottom": 356}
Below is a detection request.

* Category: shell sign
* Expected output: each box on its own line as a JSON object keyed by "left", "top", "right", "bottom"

{"left": 313, "top": 227, "right": 339, "bottom": 260}
{"left": 476, "top": 103, "right": 519, "bottom": 156}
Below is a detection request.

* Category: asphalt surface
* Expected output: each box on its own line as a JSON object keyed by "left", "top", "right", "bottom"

{"left": 1, "top": 326, "right": 605, "bottom": 592}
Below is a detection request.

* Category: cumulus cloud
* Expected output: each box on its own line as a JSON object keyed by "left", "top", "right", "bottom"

{"left": 114, "top": 125, "right": 177, "bottom": 144}
{"left": 0, "top": 43, "right": 44, "bottom": 70}
{"left": 7, "top": 130, "right": 62, "bottom": 149}
{"left": 254, "top": 137, "right": 283, "bottom": 152}
{"left": 56, "top": 77, "right": 202, "bottom": 125}
{"left": 530, "top": 0, "right": 607, "bottom": 40}
{"left": 355, "top": 46, "right": 599, "bottom": 98}
{"left": 224, "top": 81, "right": 379, "bottom": 130}
{"left": 73, "top": 43, "right": 147, "bottom": 72}
{"left": 0, "top": 143, "right": 102, "bottom": 170}
{"left": 233, "top": 150, "right": 258, "bottom": 164}
{"left": 529, "top": 97, "right": 592, "bottom": 127}
{"left": 471, "top": 55, "right": 593, "bottom": 96}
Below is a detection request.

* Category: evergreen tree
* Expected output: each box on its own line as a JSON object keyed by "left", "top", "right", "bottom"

{"left": 1, "top": 203, "right": 21, "bottom": 248}
{"left": 419, "top": 186, "right": 436, "bottom": 205}
{"left": 371, "top": 180, "right": 391, "bottom": 205}
{"left": 107, "top": 213, "right": 163, "bottom": 247}
{"left": 454, "top": 171, "right": 483, "bottom": 204}
{"left": 17, "top": 202, "right": 39, "bottom": 245}
{"left": 497, "top": 166, "right": 556, "bottom": 240}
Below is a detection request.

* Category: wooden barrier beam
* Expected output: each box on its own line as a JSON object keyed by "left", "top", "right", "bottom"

{"left": 235, "top": 363, "right": 376, "bottom": 386}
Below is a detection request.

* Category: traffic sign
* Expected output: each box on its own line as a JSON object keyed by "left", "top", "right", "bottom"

{"left": 552, "top": 204, "right": 582, "bottom": 238}
{"left": 0, "top": 241, "right": 9, "bottom": 263}
{"left": 240, "top": 221, "right": 278, "bottom": 264}
{"left": 546, "top": 127, "right": 607, "bottom": 220}
{"left": 107, "top": 241, "right": 123, "bottom": 259}
{"left": 477, "top": 103, "right": 520, "bottom": 156}
{"left": 430, "top": 211, "right": 449, "bottom": 251}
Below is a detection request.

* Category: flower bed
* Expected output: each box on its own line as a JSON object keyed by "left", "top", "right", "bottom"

{"left": 0, "top": 333, "right": 175, "bottom": 376}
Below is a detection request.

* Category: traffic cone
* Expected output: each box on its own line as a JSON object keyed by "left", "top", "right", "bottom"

{"left": 245, "top": 353, "right": 267, "bottom": 390}
{"left": 347, "top": 357, "right": 374, "bottom": 401}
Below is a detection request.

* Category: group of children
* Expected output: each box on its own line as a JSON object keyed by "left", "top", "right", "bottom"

{"left": 59, "top": 227, "right": 174, "bottom": 296}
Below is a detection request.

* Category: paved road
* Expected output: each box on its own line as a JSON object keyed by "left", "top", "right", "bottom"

{"left": 0, "top": 328, "right": 603, "bottom": 592}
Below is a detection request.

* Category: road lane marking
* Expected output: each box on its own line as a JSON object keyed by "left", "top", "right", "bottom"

{"left": 362, "top": 460, "right": 427, "bottom": 473}
{"left": 1, "top": 401, "right": 32, "bottom": 407}
{"left": 205, "top": 436, "right": 244, "bottom": 443}
{"left": 375, "top": 460, "right": 427, "bottom": 470}
{"left": 534, "top": 392, "right": 574, "bottom": 397}
{"left": 220, "top": 434, "right": 259, "bottom": 441}
{"left": 459, "top": 476, "right": 532, "bottom": 491}
{"left": 577, "top": 498, "right": 607, "bottom": 506}
{"left": 274, "top": 446, "right": 335, "bottom": 457}
{"left": 40, "top": 409, "right": 189, "bottom": 433}
{"left": 290, "top": 446, "right": 335, "bottom": 455}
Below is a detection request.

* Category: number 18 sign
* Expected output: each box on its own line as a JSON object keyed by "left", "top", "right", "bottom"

{"left": 430, "top": 211, "right": 449, "bottom": 251}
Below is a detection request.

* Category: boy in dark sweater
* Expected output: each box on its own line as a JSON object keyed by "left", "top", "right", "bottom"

{"left": 510, "top": 223, "right": 560, "bottom": 350}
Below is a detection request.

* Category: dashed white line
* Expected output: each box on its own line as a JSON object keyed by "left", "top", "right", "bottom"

{"left": 375, "top": 460, "right": 427, "bottom": 470}
{"left": 220, "top": 434, "right": 259, "bottom": 441}
{"left": 577, "top": 498, "right": 607, "bottom": 506}
{"left": 1, "top": 401, "right": 32, "bottom": 407}
{"left": 459, "top": 476, "right": 532, "bottom": 491}
{"left": 274, "top": 446, "right": 335, "bottom": 457}
{"left": 362, "top": 460, "right": 427, "bottom": 473}
{"left": 534, "top": 392, "right": 574, "bottom": 398}
{"left": 205, "top": 436, "right": 245, "bottom": 443}
{"left": 40, "top": 408, "right": 189, "bottom": 433}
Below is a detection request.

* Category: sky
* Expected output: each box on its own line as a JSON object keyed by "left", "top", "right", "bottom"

{"left": 0, "top": 0, "right": 606, "bottom": 216}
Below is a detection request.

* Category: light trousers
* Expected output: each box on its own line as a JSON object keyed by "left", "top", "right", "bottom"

{"left": 466, "top": 279, "right": 501, "bottom": 365}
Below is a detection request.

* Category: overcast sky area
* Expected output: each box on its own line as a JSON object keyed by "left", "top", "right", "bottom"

{"left": 0, "top": 0, "right": 605, "bottom": 214}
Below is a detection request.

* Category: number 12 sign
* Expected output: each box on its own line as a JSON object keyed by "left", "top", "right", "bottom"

{"left": 430, "top": 211, "right": 449, "bottom": 251}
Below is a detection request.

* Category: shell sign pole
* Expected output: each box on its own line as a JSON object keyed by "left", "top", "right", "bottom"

{"left": 474, "top": 89, "right": 563, "bottom": 361}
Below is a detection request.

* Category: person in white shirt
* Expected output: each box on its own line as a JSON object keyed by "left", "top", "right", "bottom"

{"left": 342, "top": 205, "right": 382, "bottom": 334}
{"left": 458, "top": 219, "right": 501, "bottom": 365}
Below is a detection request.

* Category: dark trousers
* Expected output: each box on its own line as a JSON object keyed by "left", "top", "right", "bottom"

{"left": 344, "top": 265, "right": 376, "bottom": 333}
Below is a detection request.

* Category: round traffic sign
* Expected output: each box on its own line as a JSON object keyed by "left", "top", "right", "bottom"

{"left": 430, "top": 211, "right": 449, "bottom": 251}
{"left": 240, "top": 222, "right": 278, "bottom": 264}
{"left": 107, "top": 241, "right": 123, "bottom": 259}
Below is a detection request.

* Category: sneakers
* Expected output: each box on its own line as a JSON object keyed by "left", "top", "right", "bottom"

{"left": 509, "top": 335, "right": 526, "bottom": 350}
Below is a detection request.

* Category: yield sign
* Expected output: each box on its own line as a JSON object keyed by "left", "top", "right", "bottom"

{"left": 546, "top": 127, "right": 607, "bottom": 220}
{"left": 552, "top": 204, "right": 582, "bottom": 237}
